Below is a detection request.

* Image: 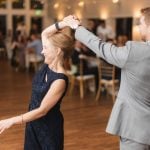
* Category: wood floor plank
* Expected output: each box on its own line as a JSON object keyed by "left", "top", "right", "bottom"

{"left": 0, "top": 60, "right": 119, "bottom": 150}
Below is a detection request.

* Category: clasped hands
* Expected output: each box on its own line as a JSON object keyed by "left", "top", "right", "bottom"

{"left": 63, "top": 15, "right": 81, "bottom": 29}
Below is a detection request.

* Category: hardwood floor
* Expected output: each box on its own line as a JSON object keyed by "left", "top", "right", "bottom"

{"left": 0, "top": 60, "right": 119, "bottom": 150}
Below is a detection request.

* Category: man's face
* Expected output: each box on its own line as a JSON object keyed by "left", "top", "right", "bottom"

{"left": 138, "top": 15, "right": 149, "bottom": 41}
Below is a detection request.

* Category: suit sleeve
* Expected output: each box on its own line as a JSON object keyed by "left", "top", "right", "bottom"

{"left": 75, "top": 26, "right": 131, "bottom": 68}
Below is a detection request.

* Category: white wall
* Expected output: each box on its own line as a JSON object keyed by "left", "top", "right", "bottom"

{"left": 48, "top": 0, "right": 150, "bottom": 19}
{"left": 0, "top": 0, "right": 149, "bottom": 40}
{"left": 48, "top": 0, "right": 150, "bottom": 40}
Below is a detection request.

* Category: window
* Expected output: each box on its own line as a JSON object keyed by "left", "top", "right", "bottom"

{"left": 30, "top": 17, "right": 42, "bottom": 35}
{"left": 0, "top": 0, "right": 6, "bottom": 8}
{"left": 116, "top": 17, "right": 133, "bottom": 40}
{"left": 0, "top": 15, "right": 6, "bottom": 37}
{"left": 12, "top": 0, "right": 25, "bottom": 9}
{"left": 30, "top": 0, "right": 44, "bottom": 9}
{"left": 12, "top": 15, "right": 25, "bottom": 36}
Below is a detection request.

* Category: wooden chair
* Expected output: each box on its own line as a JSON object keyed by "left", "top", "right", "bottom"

{"left": 0, "top": 47, "right": 7, "bottom": 59}
{"left": 95, "top": 59, "right": 119, "bottom": 102}
{"left": 65, "top": 58, "right": 77, "bottom": 95}
{"left": 67, "top": 55, "right": 96, "bottom": 99}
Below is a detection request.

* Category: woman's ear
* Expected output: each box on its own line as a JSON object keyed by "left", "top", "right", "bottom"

{"left": 56, "top": 47, "right": 64, "bottom": 58}
{"left": 56, "top": 47, "right": 62, "bottom": 55}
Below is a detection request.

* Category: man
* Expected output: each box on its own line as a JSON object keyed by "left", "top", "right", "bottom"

{"left": 25, "top": 32, "right": 43, "bottom": 70}
{"left": 96, "top": 21, "right": 115, "bottom": 41}
{"left": 62, "top": 7, "right": 150, "bottom": 149}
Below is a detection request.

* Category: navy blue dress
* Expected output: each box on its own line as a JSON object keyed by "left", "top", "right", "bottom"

{"left": 24, "top": 64, "right": 68, "bottom": 150}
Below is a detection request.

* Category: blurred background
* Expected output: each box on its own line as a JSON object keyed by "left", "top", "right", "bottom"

{"left": 0, "top": 0, "right": 149, "bottom": 150}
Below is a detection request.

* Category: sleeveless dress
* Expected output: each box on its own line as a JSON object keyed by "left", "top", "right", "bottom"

{"left": 24, "top": 64, "right": 68, "bottom": 150}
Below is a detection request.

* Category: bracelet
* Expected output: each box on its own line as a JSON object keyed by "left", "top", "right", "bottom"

{"left": 55, "top": 22, "right": 60, "bottom": 30}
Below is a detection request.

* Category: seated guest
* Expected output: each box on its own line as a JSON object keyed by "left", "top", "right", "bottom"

{"left": 71, "top": 40, "right": 99, "bottom": 91}
{"left": 25, "top": 33, "right": 43, "bottom": 70}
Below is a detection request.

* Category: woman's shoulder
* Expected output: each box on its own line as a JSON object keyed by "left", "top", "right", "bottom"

{"left": 58, "top": 68, "right": 67, "bottom": 76}
{"left": 48, "top": 67, "right": 68, "bottom": 81}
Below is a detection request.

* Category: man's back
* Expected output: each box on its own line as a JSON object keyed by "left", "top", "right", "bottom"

{"left": 75, "top": 26, "right": 150, "bottom": 145}
{"left": 107, "top": 41, "right": 150, "bottom": 145}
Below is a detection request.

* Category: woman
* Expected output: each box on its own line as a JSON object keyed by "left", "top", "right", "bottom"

{"left": 0, "top": 20, "right": 74, "bottom": 150}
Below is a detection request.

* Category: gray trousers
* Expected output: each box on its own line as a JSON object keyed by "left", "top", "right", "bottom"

{"left": 120, "top": 137, "right": 150, "bottom": 150}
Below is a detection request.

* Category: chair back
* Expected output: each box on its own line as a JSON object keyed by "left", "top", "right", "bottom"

{"left": 99, "top": 59, "right": 116, "bottom": 81}
{"left": 79, "top": 56, "right": 84, "bottom": 77}
{"left": 95, "top": 58, "right": 119, "bottom": 102}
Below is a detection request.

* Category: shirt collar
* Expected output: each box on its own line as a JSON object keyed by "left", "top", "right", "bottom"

{"left": 146, "top": 41, "right": 150, "bottom": 45}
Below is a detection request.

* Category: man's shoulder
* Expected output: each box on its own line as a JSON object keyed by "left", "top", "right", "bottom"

{"left": 125, "top": 41, "right": 149, "bottom": 51}
{"left": 125, "top": 41, "right": 150, "bottom": 61}
{"left": 126, "top": 41, "right": 147, "bottom": 47}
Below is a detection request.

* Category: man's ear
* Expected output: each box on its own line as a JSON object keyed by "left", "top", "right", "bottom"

{"left": 148, "top": 25, "right": 150, "bottom": 33}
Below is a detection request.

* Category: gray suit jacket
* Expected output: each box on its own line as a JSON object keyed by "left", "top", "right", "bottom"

{"left": 75, "top": 26, "right": 150, "bottom": 145}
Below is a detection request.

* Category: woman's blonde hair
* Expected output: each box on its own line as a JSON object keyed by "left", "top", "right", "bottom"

{"left": 48, "top": 28, "right": 74, "bottom": 59}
